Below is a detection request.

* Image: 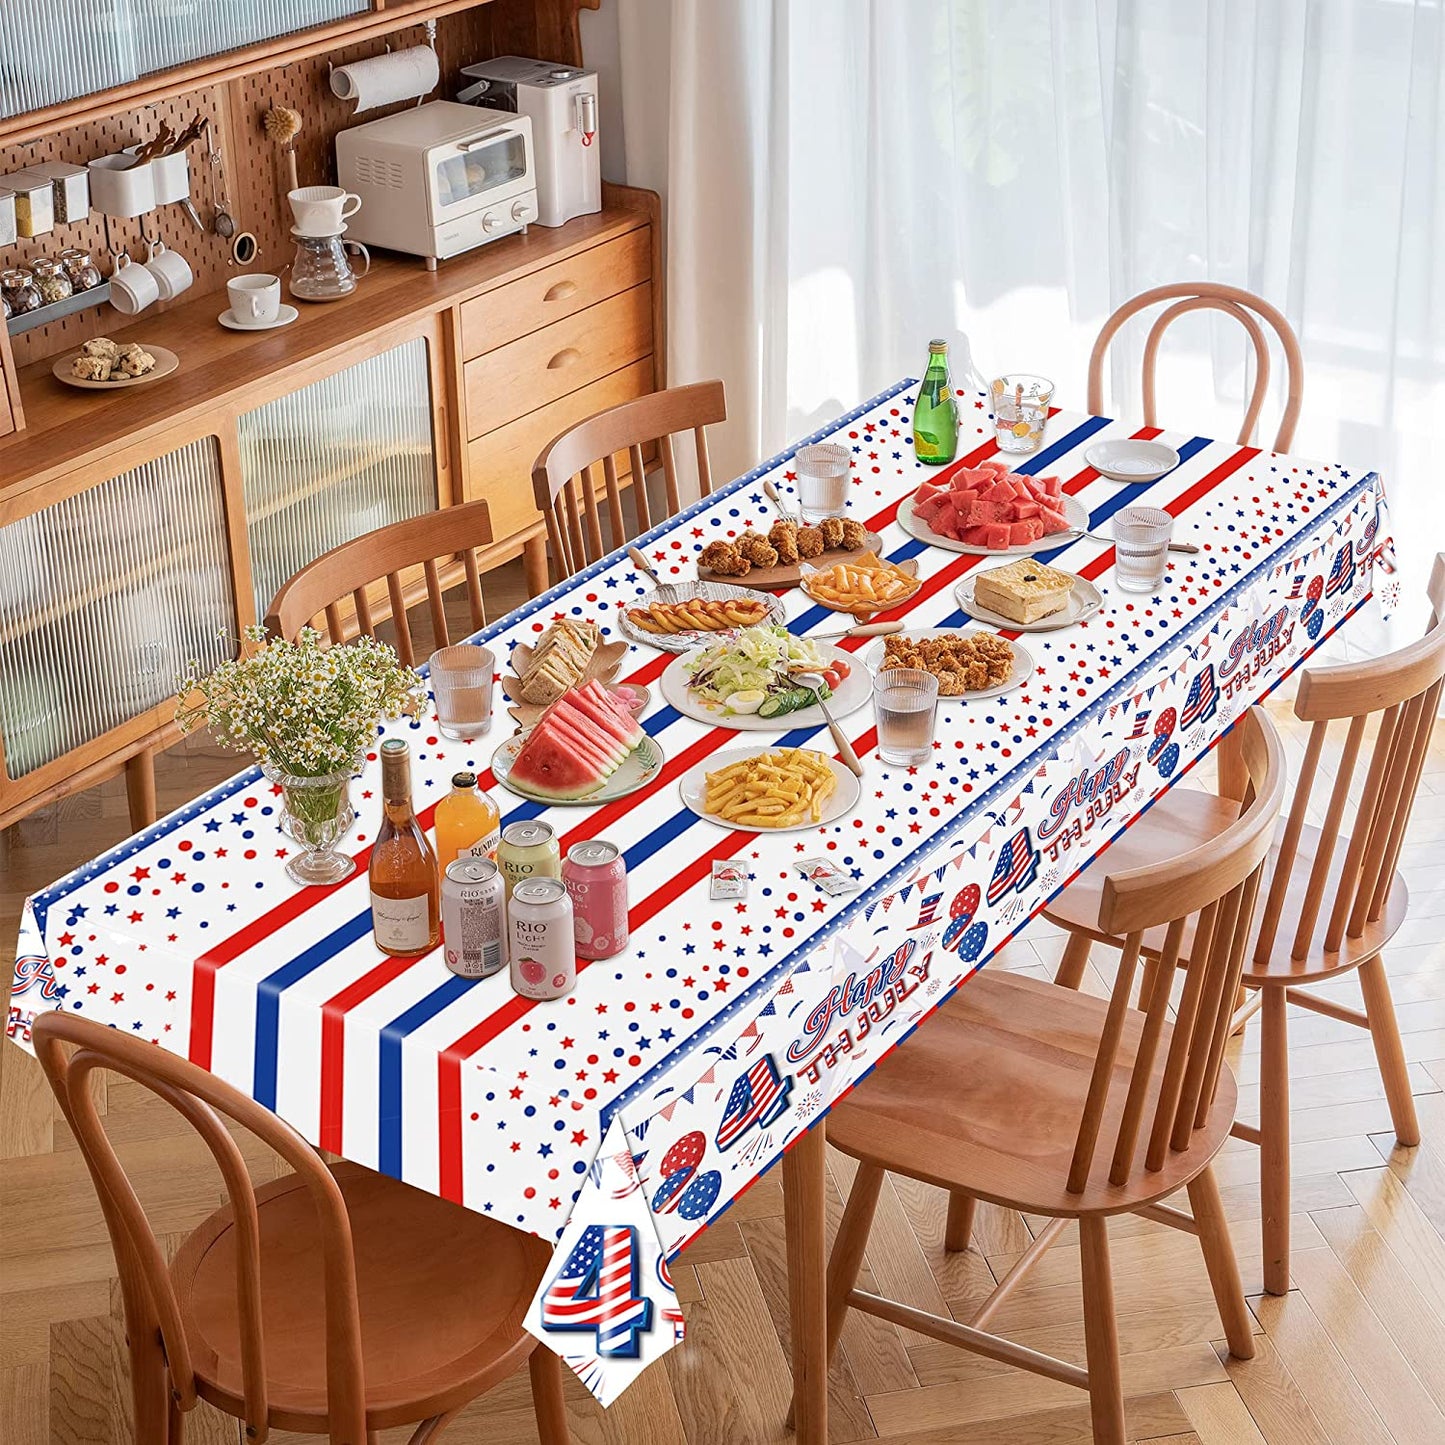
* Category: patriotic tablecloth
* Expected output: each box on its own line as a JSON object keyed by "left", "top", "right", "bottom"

{"left": 10, "top": 379, "right": 1390, "bottom": 1404}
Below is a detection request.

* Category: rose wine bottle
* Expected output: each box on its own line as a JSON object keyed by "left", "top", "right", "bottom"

{"left": 369, "top": 739, "right": 440, "bottom": 956}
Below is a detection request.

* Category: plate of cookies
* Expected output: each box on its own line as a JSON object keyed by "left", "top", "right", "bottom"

{"left": 864, "top": 629, "right": 1034, "bottom": 701}
{"left": 619, "top": 581, "right": 787, "bottom": 653}
{"left": 953, "top": 559, "right": 1103, "bottom": 633}
{"left": 697, "top": 516, "right": 885, "bottom": 588}
{"left": 53, "top": 338, "right": 178, "bottom": 390}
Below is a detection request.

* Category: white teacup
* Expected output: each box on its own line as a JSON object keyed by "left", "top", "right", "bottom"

{"left": 288, "top": 185, "right": 362, "bottom": 237}
{"left": 109, "top": 254, "right": 159, "bottom": 316}
{"left": 145, "top": 241, "right": 193, "bottom": 302}
{"left": 227, "top": 273, "right": 282, "bottom": 326}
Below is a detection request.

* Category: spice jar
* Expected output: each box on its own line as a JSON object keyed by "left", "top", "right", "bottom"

{"left": 30, "top": 257, "right": 74, "bottom": 305}
{"left": 58, "top": 247, "right": 103, "bottom": 292}
{"left": 1, "top": 267, "right": 43, "bottom": 315}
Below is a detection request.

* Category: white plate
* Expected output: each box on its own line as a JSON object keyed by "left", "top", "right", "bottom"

{"left": 678, "top": 747, "right": 861, "bottom": 833}
{"left": 954, "top": 572, "right": 1104, "bottom": 632}
{"left": 492, "top": 731, "right": 666, "bottom": 805}
{"left": 660, "top": 641, "right": 871, "bottom": 731}
{"left": 219, "top": 304, "right": 300, "bottom": 331}
{"left": 1084, "top": 439, "right": 1180, "bottom": 482}
{"left": 863, "top": 629, "right": 1035, "bottom": 702}
{"left": 897, "top": 491, "right": 1088, "bottom": 557}
{"left": 619, "top": 581, "right": 787, "bottom": 654}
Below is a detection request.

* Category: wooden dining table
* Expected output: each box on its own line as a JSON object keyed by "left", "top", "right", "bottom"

{"left": 10, "top": 377, "right": 1388, "bottom": 1434}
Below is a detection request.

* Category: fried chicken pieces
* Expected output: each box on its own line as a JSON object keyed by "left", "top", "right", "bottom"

{"left": 698, "top": 518, "right": 870, "bottom": 577}
{"left": 882, "top": 632, "right": 1015, "bottom": 695}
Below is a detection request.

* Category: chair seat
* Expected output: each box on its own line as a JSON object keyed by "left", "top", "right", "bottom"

{"left": 171, "top": 1161, "right": 551, "bottom": 1434}
{"left": 826, "top": 971, "right": 1236, "bottom": 1218}
{"left": 1041, "top": 790, "right": 1408, "bottom": 984}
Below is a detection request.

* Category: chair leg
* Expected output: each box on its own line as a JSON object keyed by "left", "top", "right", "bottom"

{"left": 125, "top": 749, "right": 158, "bottom": 830}
{"left": 1055, "top": 931, "right": 1092, "bottom": 990}
{"left": 1187, "top": 1165, "right": 1255, "bottom": 1359}
{"left": 1359, "top": 954, "right": 1421, "bottom": 1148}
{"left": 1260, "top": 986, "right": 1291, "bottom": 1295}
{"left": 528, "top": 1346, "right": 570, "bottom": 1445}
{"left": 523, "top": 536, "right": 552, "bottom": 597}
{"left": 1079, "top": 1215, "right": 1126, "bottom": 1445}
{"left": 944, "top": 1191, "right": 976, "bottom": 1252}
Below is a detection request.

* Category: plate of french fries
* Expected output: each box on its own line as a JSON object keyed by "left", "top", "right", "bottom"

{"left": 619, "top": 580, "right": 787, "bottom": 653}
{"left": 679, "top": 746, "right": 860, "bottom": 832}
{"left": 799, "top": 550, "right": 922, "bottom": 617}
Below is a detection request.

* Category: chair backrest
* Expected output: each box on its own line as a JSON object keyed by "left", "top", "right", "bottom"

{"left": 33, "top": 1011, "right": 367, "bottom": 1445}
{"left": 531, "top": 380, "right": 727, "bottom": 583}
{"left": 1068, "top": 706, "right": 1287, "bottom": 1194}
{"left": 263, "top": 498, "right": 496, "bottom": 667}
{"left": 1256, "top": 553, "right": 1445, "bottom": 966}
{"left": 1088, "top": 283, "right": 1304, "bottom": 450}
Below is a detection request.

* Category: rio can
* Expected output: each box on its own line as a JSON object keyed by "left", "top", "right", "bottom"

{"left": 509, "top": 877, "right": 576, "bottom": 999}
{"left": 441, "top": 858, "right": 507, "bottom": 979}
{"left": 562, "top": 839, "right": 628, "bottom": 959}
{"left": 496, "top": 820, "right": 561, "bottom": 899}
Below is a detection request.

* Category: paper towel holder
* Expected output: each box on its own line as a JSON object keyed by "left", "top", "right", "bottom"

{"left": 328, "top": 20, "right": 438, "bottom": 108}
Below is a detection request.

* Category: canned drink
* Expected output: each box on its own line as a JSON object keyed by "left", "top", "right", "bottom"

{"left": 441, "top": 858, "right": 507, "bottom": 979}
{"left": 497, "top": 820, "right": 561, "bottom": 899}
{"left": 562, "top": 839, "right": 628, "bottom": 960}
{"left": 509, "top": 877, "right": 576, "bottom": 999}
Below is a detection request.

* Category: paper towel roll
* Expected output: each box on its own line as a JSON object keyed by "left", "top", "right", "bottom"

{"left": 330, "top": 45, "right": 440, "bottom": 113}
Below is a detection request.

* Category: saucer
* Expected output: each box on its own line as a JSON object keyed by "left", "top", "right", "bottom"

{"left": 1084, "top": 439, "right": 1181, "bottom": 482}
{"left": 219, "top": 304, "right": 299, "bottom": 332}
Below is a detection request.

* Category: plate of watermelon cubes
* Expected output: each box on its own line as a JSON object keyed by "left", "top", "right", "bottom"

{"left": 492, "top": 679, "right": 666, "bottom": 804}
{"left": 900, "top": 461, "right": 1087, "bottom": 555}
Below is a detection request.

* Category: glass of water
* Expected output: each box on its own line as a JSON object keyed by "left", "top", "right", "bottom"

{"left": 1112, "top": 506, "right": 1174, "bottom": 593}
{"left": 873, "top": 667, "right": 939, "bottom": 766}
{"left": 430, "top": 643, "right": 495, "bottom": 739}
{"left": 794, "top": 443, "right": 851, "bottom": 522}
{"left": 990, "top": 374, "right": 1053, "bottom": 454}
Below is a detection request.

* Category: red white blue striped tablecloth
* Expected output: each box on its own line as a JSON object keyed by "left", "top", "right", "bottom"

{"left": 10, "top": 379, "right": 1389, "bottom": 1402}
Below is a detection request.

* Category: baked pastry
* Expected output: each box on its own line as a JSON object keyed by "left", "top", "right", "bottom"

{"left": 81, "top": 337, "right": 119, "bottom": 361}
{"left": 819, "top": 516, "right": 846, "bottom": 549}
{"left": 882, "top": 632, "right": 1014, "bottom": 695}
{"left": 700, "top": 540, "right": 751, "bottom": 578}
{"left": 840, "top": 518, "right": 868, "bottom": 550}
{"left": 71, "top": 354, "right": 112, "bottom": 381}
{"left": 972, "top": 559, "right": 1074, "bottom": 625}
{"left": 116, "top": 345, "right": 156, "bottom": 378}
{"left": 737, "top": 533, "right": 780, "bottom": 569}
{"left": 768, "top": 519, "right": 800, "bottom": 564}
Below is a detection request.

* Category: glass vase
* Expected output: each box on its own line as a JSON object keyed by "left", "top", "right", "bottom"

{"left": 263, "top": 763, "right": 358, "bottom": 887}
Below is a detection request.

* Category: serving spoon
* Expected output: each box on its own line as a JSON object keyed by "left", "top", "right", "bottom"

{"left": 790, "top": 670, "right": 865, "bottom": 778}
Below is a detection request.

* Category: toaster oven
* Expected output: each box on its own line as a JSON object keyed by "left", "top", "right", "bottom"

{"left": 335, "top": 100, "right": 537, "bottom": 268}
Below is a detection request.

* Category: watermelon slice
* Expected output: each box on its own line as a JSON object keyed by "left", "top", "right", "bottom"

{"left": 508, "top": 683, "right": 645, "bottom": 799}
{"left": 1040, "top": 475, "right": 1063, "bottom": 498}
{"left": 915, "top": 479, "right": 947, "bottom": 505}
{"left": 914, "top": 492, "right": 951, "bottom": 527}
{"left": 1014, "top": 500, "right": 1041, "bottom": 519}
{"left": 1008, "top": 519, "right": 1045, "bottom": 545}
{"left": 508, "top": 723, "right": 609, "bottom": 799}
{"left": 982, "top": 523, "right": 1013, "bottom": 549}
{"left": 1040, "top": 506, "right": 1070, "bottom": 533}
{"left": 573, "top": 680, "right": 645, "bottom": 748}
{"left": 981, "top": 480, "right": 1015, "bottom": 503}
{"left": 961, "top": 525, "right": 992, "bottom": 547}
{"left": 541, "top": 709, "right": 619, "bottom": 772}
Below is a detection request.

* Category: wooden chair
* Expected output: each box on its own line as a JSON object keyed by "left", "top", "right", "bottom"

{"left": 263, "top": 499, "right": 497, "bottom": 667}
{"left": 1088, "top": 282, "right": 1304, "bottom": 449}
{"left": 819, "top": 707, "right": 1285, "bottom": 1445}
{"left": 32, "top": 1010, "right": 568, "bottom": 1445}
{"left": 531, "top": 380, "right": 726, "bottom": 583}
{"left": 1045, "top": 555, "right": 1445, "bottom": 1295}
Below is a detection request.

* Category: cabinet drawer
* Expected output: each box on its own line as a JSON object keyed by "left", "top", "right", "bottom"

{"left": 464, "top": 284, "right": 652, "bottom": 440}
{"left": 465, "top": 358, "right": 653, "bottom": 538}
{"left": 459, "top": 227, "right": 651, "bottom": 360}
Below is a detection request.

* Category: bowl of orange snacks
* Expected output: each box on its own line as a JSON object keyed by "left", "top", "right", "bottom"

{"left": 800, "top": 550, "right": 922, "bottom": 617}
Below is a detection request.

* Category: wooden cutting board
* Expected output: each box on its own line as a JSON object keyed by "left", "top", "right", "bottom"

{"left": 696, "top": 531, "right": 887, "bottom": 589}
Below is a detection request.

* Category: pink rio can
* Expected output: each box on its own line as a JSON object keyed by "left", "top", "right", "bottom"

{"left": 562, "top": 839, "right": 629, "bottom": 960}
{"left": 509, "top": 877, "right": 576, "bottom": 999}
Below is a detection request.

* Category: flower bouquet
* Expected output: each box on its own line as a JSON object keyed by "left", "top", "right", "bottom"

{"left": 176, "top": 626, "right": 424, "bottom": 886}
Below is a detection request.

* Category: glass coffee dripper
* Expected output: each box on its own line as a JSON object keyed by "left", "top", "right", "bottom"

{"left": 289, "top": 231, "right": 370, "bottom": 301}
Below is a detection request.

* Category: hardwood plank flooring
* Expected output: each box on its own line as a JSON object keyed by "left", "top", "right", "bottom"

{"left": 3, "top": 573, "right": 1444, "bottom": 1441}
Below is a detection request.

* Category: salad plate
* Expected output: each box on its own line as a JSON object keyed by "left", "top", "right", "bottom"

{"left": 863, "top": 628, "right": 1035, "bottom": 702}
{"left": 679, "top": 747, "right": 861, "bottom": 833}
{"left": 661, "top": 626, "right": 871, "bottom": 730}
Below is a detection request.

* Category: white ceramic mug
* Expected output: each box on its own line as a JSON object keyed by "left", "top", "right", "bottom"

{"left": 227, "top": 273, "right": 282, "bottom": 325}
{"left": 145, "top": 240, "right": 193, "bottom": 302}
{"left": 288, "top": 185, "right": 362, "bottom": 237}
{"left": 108, "top": 254, "right": 159, "bottom": 315}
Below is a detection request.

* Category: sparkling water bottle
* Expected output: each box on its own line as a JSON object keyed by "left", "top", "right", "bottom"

{"left": 913, "top": 339, "right": 959, "bottom": 466}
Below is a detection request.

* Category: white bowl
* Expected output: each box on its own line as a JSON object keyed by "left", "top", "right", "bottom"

{"left": 1085, "top": 439, "right": 1180, "bottom": 482}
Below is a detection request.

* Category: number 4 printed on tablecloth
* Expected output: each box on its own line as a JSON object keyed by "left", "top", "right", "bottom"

{"left": 541, "top": 1223, "right": 652, "bottom": 1357}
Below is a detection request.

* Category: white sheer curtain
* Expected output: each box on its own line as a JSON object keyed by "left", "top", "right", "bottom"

{"left": 614, "top": 0, "right": 1445, "bottom": 608}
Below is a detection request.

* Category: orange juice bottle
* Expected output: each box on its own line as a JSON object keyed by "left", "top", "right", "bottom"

{"left": 434, "top": 771, "right": 502, "bottom": 870}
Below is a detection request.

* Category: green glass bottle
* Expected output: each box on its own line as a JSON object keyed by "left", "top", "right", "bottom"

{"left": 913, "top": 339, "right": 959, "bottom": 466}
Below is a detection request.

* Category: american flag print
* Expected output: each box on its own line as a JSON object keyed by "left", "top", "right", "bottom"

{"left": 1181, "top": 665, "right": 1219, "bottom": 729}
{"left": 911, "top": 892, "right": 944, "bottom": 928}
{"left": 715, "top": 1054, "right": 791, "bottom": 1151}
{"left": 1326, "top": 540, "right": 1357, "bottom": 598}
{"left": 987, "top": 827, "right": 1039, "bottom": 905}
{"left": 541, "top": 1223, "right": 653, "bottom": 1357}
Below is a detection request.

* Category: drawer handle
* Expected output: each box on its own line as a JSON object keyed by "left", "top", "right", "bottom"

{"left": 543, "top": 279, "right": 579, "bottom": 302}
{"left": 547, "top": 347, "right": 582, "bottom": 370}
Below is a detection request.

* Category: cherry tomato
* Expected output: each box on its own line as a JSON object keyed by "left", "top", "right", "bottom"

{"left": 821, "top": 666, "right": 842, "bottom": 690}
{"left": 832, "top": 658, "right": 852, "bottom": 680}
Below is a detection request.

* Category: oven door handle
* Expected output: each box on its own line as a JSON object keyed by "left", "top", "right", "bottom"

{"left": 458, "top": 126, "right": 517, "bottom": 151}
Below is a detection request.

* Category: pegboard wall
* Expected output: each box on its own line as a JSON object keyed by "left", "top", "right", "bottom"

{"left": 2, "top": 9, "right": 503, "bottom": 367}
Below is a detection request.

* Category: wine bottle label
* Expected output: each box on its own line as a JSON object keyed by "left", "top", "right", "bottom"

{"left": 466, "top": 828, "right": 501, "bottom": 860}
{"left": 370, "top": 892, "right": 431, "bottom": 951}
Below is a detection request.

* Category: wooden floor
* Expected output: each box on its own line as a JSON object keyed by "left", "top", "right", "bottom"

{"left": 3, "top": 565, "right": 1444, "bottom": 1445}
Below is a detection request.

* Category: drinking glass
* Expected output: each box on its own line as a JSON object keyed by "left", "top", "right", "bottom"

{"left": 990, "top": 374, "right": 1053, "bottom": 454}
{"left": 430, "top": 644, "right": 495, "bottom": 739}
{"left": 873, "top": 667, "right": 939, "bottom": 766}
{"left": 1112, "top": 506, "right": 1174, "bottom": 593}
{"left": 794, "top": 443, "right": 851, "bottom": 522}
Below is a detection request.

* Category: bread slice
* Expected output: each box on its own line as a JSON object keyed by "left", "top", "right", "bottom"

{"left": 973, "top": 559, "right": 1074, "bottom": 624}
